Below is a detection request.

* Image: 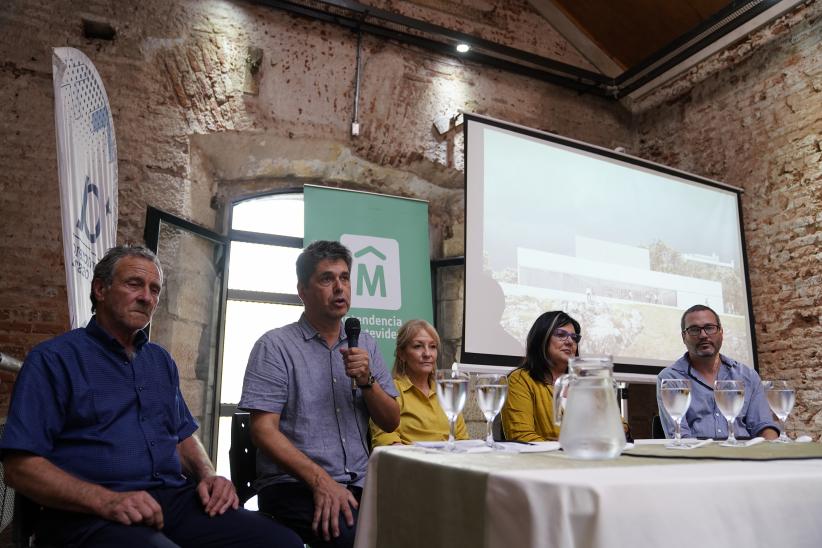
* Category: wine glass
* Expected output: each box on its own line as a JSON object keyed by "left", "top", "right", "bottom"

{"left": 763, "top": 380, "right": 795, "bottom": 443}
{"left": 659, "top": 378, "right": 692, "bottom": 447}
{"left": 714, "top": 379, "right": 745, "bottom": 447}
{"left": 474, "top": 374, "right": 508, "bottom": 448}
{"left": 435, "top": 370, "right": 470, "bottom": 451}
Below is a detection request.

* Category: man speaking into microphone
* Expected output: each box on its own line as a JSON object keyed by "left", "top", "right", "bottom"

{"left": 240, "top": 240, "right": 399, "bottom": 548}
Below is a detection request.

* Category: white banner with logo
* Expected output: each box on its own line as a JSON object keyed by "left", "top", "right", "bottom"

{"left": 53, "top": 48, "right": 118, "bottom": 328}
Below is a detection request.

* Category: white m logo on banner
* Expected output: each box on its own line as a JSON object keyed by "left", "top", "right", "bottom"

{"left": 341, "top": 234, "right": 402, "bottom": 311}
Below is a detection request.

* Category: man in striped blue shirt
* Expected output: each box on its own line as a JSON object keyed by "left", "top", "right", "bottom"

{"left": 240, "top": 240, "right": 400, "bottom": 548}
{"left": 657, "top": 304, "right": 779, "bottom": 440}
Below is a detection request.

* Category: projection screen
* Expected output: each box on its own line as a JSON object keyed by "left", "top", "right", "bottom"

{"left": 462, "top": 114, "right": 756, "bottom": 377}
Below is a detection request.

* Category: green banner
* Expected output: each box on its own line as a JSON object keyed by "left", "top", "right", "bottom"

{"left": 304, "top": 185, "right": 433, "bottom": 366}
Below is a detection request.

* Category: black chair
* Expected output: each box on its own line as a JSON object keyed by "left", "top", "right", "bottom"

{"left": 229, "top": 411, "right": 257, "bottom": 506}
{"left": 651, "top": 415, "right": 666, "bottom": 439}
{"left": 492, "top": 413, "right": 506, "bottom": 442}
{"left": 0, "top": 443, "right": 14, "bottom": 537}
{"left": 11, "top": 493, "right": 44, "bottom": 548}
{"left": 1, "top": 421, "right": 52, "bottom": 548}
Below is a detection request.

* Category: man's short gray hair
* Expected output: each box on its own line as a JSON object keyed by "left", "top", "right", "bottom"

{"left": 90, "top": 245, "right": 163, "bottom": 312}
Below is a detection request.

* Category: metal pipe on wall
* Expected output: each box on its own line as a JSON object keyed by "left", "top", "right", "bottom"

{"left": 0, "top": 352, "right": 22, "bottom": 374}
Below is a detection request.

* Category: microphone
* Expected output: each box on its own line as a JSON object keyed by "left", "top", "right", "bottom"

{"left": 345, "top": 317, "right": 361, "bottom": 390}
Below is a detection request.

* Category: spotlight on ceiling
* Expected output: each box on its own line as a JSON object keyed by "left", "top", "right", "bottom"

{"left": 455, "top": 43, "right": 470, "bottom": 53}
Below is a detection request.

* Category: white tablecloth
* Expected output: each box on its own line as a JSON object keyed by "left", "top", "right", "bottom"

{"left": 354, "top": 443, "right": 822, "bottom": 548}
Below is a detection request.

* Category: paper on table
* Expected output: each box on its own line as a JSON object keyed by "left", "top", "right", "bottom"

{"left": 495, "top": 441, "right": 561, "bottom": 453}
{"left": 635, "top": 438, "right": 710, "bottom": 446}
{"left": 741, "top": 437, "right": 765, "bottom": 447}
{"left": 412, "top": 440, "right": 561, "bottom": 453}
{"left": 665, "top": 439, "right": 713, "bottom": 450}
{"left": 463, "top": 445, "right": 494, "bottom": 453}
{"left": 633, "top": 439, "right": 672, "bottom": 445}
{"left": 413, "top": 439, "right": 488, "bottom": 450}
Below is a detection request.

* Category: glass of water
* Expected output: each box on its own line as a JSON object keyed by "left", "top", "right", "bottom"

{"left": 763, "top": 380, "right": 795, "bottom": 443}
{"left": 659, "top": 378, "right": 692, "bottom": 447}
{"left": 435, "top": 370, "right": 470, "bottom": 451}
{"left": 474, "top": 374, "right": 508, "bottom": 448}
{"left": 714, "top": 379, "right": 745, "bottom": 447}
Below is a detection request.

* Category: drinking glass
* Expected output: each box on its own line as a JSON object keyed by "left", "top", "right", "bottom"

{"left": 763, "top": 380, "right": 795, "bottom": 443}
{"left": 474, "top": 374, "right": 508, "bottom": 448}
{"left": 714, "top": 379, "right": 745, "bottom": 447}
{"left": 659, "top": 378, "right": 692, "bottom": 447}
{"left": 435, "top": 370, "right": 470, "bottom": 451}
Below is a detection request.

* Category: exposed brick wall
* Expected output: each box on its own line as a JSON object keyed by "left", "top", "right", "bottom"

{"left": 635, "top": 0, "right": 822, "bottom": 436}
{"left": 0, "top": 0, "right": 627, "bottom": 404}
{"left": 0, "top": 0, "right": 819, "bottom": 442}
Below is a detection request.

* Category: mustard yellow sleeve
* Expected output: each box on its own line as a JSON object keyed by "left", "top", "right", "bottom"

{"left": 370, "top": 382, "right": 403, "bottom": 447}
{"left": 455, "top": 413, "right": 469, "bottom": 440}
{"left": 501, "top": 370, "right": 546, "bottom": 442}
{"left": 370, "top": 418, "right": 402, "bottom": 447}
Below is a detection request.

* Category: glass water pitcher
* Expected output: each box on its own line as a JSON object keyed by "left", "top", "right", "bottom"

{"left": 553, "top": 356, "right": 625, "bottom": 460}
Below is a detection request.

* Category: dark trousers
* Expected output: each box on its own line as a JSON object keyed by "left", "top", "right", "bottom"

{"left": 37, "top": 482, "right": 303, "bottom": 548}
{"left": 258, "top": 481, "right": 362, "bottom": 548}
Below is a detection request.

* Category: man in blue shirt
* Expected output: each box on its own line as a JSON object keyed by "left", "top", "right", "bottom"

{"left": 1, "top": 246, "right": 302, "bottom": 548}
{"left": 240, "top": 240, "right": 400, "bottom": 548}
{"left": 657, "top": 304, "right": 779, "bottom": 440}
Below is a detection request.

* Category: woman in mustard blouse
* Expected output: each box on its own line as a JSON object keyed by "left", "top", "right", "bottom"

{"left": 370, "top": 319, "right": 469, "bottom": 446}
{"left": 500, "top": 310, "right": 581, "bottom": 442}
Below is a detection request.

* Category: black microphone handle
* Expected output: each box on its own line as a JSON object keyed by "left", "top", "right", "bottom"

{"left": 345, "top": 318, "right": 361, "bottom": 390}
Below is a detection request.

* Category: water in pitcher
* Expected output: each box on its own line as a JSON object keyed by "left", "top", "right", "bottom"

{"left": 559, "top": 380, "right": 625, "bottom": 460}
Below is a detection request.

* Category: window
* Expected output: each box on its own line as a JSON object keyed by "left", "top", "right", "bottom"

{"left": 214, "top": 191, "right": 304, "bottom": 507}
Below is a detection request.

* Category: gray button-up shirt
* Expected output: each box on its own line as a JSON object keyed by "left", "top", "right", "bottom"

{"left": 239, "top": 314, "right": 397, "bottom": 489}
{"left": 656, "top": 353, "right": 779, "bottom": 439}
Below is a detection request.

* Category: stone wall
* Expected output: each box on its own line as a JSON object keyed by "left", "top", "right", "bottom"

{"left": 0, "top": 0, "right": 630, "bottom": 418}
{"left": 0, "top": 0, "right": 819, "bottom": 440}
{"left": 634, "top": 0, "right": 822, "bottom": 437}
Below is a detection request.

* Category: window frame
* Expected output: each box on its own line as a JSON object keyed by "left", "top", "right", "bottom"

{"left": 219, "top": 188, "right": 305, "bottom": 419}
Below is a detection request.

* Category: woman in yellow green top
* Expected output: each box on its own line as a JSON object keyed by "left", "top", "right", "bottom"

{"left": 501, "top": 310, "right": 581, "bottom": 442}
{"left": 370, "top": 319, "right": 469, "bottom": 446}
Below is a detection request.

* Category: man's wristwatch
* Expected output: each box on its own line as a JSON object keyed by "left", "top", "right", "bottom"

{"left": 357, "top": 374, "right": 376, "bottom": 389}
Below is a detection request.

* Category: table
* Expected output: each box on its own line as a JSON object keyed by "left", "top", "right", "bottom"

{"left": 353, "top": 441, "right": 822, "bottom": 548}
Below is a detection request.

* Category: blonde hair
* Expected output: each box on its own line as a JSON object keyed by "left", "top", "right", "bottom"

{"left": 393, "top": 319, "right": 440, "bottom": 380}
